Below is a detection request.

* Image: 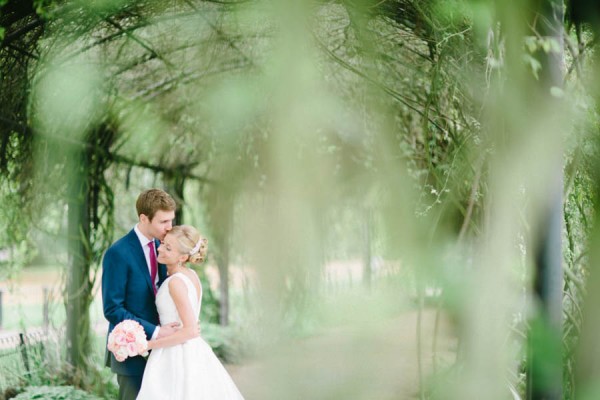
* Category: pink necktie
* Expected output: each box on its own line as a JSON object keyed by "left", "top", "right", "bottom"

{"left": 148, "top": 241, "right": 158, "bottom": 294}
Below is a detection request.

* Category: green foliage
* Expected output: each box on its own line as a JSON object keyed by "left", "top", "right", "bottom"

{"left": 562, "top": 169, "right": 595, "bottom": 398}
{"left": 527, "top": 316, "right": 563, "bottom": 394}
{"left": 196, "top": 267, "right": 220, "bottom": 324}
{"left": 32, "top": 0, "right": 54, "bottom": 19}
{"left": 201, "top": 323, "right": 245, "bottom": 364}
{"left": 1, "top": 0, "right": 600, "bottom": 398}
{"left": 10, "top": 386, "right": 101, "bottom": 400}
{"left": 0, "top": 329, "right": 118, "bottom": 400}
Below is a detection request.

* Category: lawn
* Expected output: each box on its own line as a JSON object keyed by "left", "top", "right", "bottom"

{"left": 0, "top": 265, "right": 105, "bottom": 333}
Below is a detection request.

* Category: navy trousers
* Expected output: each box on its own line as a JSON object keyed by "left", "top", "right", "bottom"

{"left": 117, "top": 374, "right": 143, "bottom": 400}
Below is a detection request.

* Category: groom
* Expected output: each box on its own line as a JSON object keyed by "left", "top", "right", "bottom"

{"left": 102, "top": 188, "right": 180, "bottom": 400}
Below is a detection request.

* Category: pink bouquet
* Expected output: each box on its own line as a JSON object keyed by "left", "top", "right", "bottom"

{"left": 107, "top": 319, "right": 149, "bottom": 362}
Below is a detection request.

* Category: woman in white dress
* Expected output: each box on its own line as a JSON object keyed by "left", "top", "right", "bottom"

{"left": 137, "top": 225, "right": 245, "bottom": 400}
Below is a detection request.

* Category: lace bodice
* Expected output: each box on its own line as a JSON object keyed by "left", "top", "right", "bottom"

{"left": 155, "top": 272, "right": 202, "bottom": 325}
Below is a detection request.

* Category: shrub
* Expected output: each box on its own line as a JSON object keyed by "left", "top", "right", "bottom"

{"left": 201, "top": 323, "right": 246, "bottom": 363}
{"left": 10, "top": 385, "right": 102, "bottom": 400}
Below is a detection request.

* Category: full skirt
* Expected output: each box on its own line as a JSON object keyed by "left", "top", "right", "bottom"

{"left": 137, "top": 337, "right": 244, "bottom": 400}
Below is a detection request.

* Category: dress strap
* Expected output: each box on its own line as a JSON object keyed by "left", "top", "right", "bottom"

{"left": 171, "top": 272, "right": 202, "bottom": 308}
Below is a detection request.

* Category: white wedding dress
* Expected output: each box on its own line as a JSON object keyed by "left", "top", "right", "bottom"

{"left": 137, "top": 272, "right": 245, "bottom": 400}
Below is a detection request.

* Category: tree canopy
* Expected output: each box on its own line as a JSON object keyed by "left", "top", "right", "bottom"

{"left": 2, "top": 0, "right": 600, "bottom": 399}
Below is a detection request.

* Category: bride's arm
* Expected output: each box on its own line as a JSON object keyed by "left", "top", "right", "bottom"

{"left": 146, "top": 277, "right": 199, "bottom": 350}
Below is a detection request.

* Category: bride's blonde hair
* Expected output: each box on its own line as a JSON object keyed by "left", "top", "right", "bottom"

{"left": 169, "top": 225, "right": 208, "bottom": 264}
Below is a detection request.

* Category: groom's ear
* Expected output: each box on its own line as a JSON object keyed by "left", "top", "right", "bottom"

{"left": 139, "top": 214, "right": 149, "bottom": 224}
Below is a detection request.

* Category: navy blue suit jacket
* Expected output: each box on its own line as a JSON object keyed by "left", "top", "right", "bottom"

{"left": 102, "top": 229, "right": 167, "bottom": 376}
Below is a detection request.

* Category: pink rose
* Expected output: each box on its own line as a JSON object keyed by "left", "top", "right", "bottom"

{"left": 114, "top": 333, "right": 127, "bottom": 346}
{"left": 125, "top": 331, "right": 136, "bottom": 343}
{"left": 113, "top": 326, "right": 125, "bottom": 336}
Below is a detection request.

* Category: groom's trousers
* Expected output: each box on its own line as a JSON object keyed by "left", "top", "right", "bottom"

{"left": 117, "top": 374, "right": 143, "bottom": 400}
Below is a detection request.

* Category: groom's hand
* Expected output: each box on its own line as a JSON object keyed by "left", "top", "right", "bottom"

{"left": 157, "top": 322, "right": 181, "bottom": 338}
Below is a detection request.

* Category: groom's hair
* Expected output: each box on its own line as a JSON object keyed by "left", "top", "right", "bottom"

{"left": 136, "top": 189, "right": 176, "bottom": 221}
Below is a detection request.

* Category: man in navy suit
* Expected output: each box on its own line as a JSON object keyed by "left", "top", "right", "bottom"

{"left": 102, "top": 189, "right": 180, "bottom": 400}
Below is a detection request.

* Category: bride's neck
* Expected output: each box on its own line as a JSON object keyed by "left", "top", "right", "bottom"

{"left": 167, "top": 264, "right": 187, "bottom": 275}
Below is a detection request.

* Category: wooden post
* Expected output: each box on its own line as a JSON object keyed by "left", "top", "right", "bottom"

{"left": 218, "top": 257, "right": 230, "bottom": 326}
{"left": 43, "top": 287, "right": 49, "bottom": 330}
{"left": 0, "top": 290, "right": 3, "bottom": 330}
{"left": 19, "top": 333, "right": 30, "bottom": 375}
{"left": 362, "top": 207, "right": 372, "bottom": 290}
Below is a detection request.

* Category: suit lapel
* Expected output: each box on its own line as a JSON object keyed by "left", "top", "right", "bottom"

{"left": 126, "top": 230, "right": 154, "bottom": 294}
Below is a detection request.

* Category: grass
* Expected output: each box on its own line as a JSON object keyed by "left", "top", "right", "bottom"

{"left": 1, "top": 263, "right": 105, "bottom": 332}
{"left": 0, "top": 297, "right": 105, "bottom": 332}
{"left": 1, "top": 303, "right": 65, "bottom": 332}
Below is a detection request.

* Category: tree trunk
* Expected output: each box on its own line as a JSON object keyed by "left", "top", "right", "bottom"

{"left": 164, "top": 169, "right": 185, "bottom": 225}
{"left": 527, "top": 1, "right": 564, "bottom": 399}
{"left": 65, "top": 147, "right": 91, "bottom": 373}
{"left": 362, "top": 206, "right": 372, "bottom": 289}
{"left": 208, "top": 189, "right": 234, "bottom": 327}
{"left": 217, "top": 245, "right": 230, "bottom": 327}
{"left": 572, "top": 3, "right": 600, "bottom": 398}
{"left": 64, "top": 123, "right": 115, "bottom": 377}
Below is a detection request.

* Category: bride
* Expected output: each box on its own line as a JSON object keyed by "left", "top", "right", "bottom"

{"left": 137, "top": 225, "right": 244, "bottom": 400}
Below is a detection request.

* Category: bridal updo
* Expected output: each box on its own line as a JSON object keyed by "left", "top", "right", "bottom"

{"left": 169, "top": 225, "right": 208, "bottom": 264}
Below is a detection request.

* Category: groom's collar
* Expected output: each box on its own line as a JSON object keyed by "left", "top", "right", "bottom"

{"left": 134, "top": 224, "right": 155, "bottom": 247}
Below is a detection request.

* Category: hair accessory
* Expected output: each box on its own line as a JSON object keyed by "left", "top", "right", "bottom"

{"left": 189, "top": 237, "right": 204, "bottom": 256}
